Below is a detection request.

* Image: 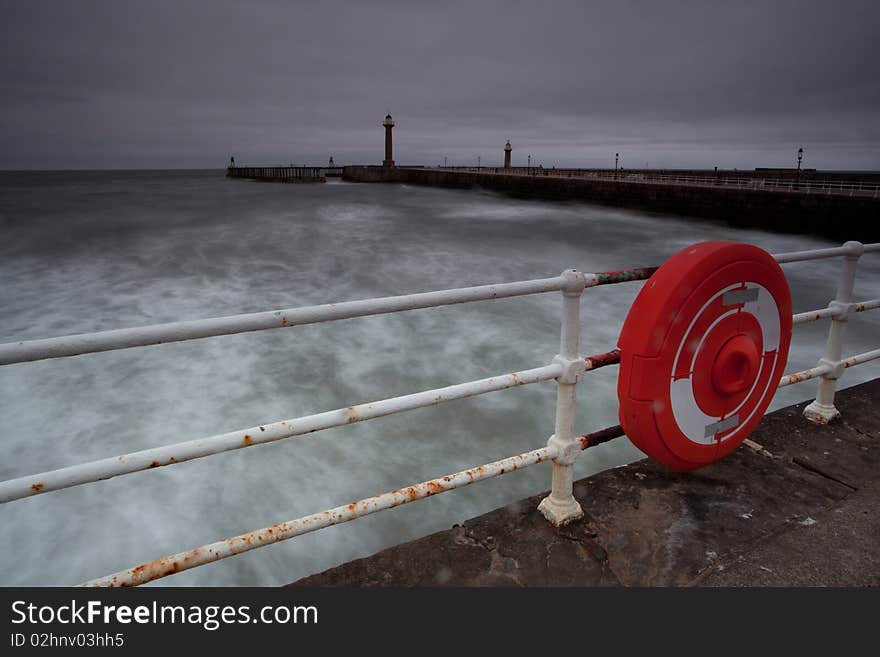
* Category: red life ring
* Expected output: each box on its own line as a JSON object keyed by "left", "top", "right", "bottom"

{"left": 617, "top": 242, "right": 792, "bottom": 470}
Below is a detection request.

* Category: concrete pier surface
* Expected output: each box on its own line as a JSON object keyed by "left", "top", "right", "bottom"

{"left": 291, "top": 379, "right": 879, "bottom": 587}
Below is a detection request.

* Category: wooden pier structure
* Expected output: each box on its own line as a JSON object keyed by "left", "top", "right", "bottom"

{"left": 226, "top": 166, "right": 344, "bottom": 183}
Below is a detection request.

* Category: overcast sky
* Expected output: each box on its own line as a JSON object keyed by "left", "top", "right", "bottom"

{"left": 2, "top": 0, "right": 878, "bottom": 170}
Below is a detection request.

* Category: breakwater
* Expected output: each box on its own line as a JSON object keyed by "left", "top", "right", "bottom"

{"left": 343, "top": 166, "right": 879, "bottom": 242}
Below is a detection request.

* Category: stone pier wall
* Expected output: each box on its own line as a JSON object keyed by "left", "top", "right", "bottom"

{"left": 342, "top": 166, "right": 879, "bottom": 242}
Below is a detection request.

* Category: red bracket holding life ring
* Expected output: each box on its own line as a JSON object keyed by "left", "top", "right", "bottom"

{"left": 617, "top": 241, "right": 792, "bottom": 470}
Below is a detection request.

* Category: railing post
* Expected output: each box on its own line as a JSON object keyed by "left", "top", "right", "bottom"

{"left": 804, "top": 241, "right": 864, "bottom": 424}
{"left": 538, "top": 269, "right": 587, "bottom": 526}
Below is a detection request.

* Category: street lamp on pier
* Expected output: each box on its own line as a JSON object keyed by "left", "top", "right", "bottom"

{"left": 615, "top": 152, "right": 619, "bottom": 171}
{"left": 797, "top": 147, "right": 803, "bottom": 172}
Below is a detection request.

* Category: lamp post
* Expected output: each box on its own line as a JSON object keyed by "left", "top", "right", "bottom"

{"left": 797, "top": 147, "right": 803, "bottom": 172}
{"left": 615, "top": 152, "right": 619, "bottom": 171}
{"left": 528, "top": 153, "right": 531, "bottom": 174}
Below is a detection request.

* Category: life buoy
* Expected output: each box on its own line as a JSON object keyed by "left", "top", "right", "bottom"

{"left": 617, "top": 242, "right": 792, "bottom": 470}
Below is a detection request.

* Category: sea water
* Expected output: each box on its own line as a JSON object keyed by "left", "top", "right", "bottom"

{"left": 1, "top": 170, "right": 877, "bottom": 585}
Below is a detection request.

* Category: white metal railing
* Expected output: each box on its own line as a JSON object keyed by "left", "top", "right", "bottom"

{"left": 1, "top": 241, "right": 878, "bottom": 587}
{"left": 434, "top": 167, "right": 880, "bottom": 198}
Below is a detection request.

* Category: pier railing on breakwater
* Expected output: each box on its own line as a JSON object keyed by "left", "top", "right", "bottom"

{"left": 434, "top": 167, "right": 880, "bottom": 198}
{"left": 0, "top": 241, "right": 878, "bottom": 586}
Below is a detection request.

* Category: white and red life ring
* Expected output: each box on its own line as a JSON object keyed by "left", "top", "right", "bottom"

{"left": 617, "top": 241, "right": 792, "bottom": 470}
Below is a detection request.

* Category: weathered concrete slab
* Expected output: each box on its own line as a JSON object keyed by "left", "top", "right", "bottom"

{"left": 290, "top": 379, "right": 879, "bottom": 587}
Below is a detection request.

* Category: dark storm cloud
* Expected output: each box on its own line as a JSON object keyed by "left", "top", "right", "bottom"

{"left": 1, "top": 0, "right": 878, "bottom": 169}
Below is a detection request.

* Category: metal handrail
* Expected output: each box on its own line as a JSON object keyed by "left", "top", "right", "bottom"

{"left": 0, "top": 362, "right": 565, "bottom": 503}
{"left": 1, "top": 242, "right": 877, "bottom": 586}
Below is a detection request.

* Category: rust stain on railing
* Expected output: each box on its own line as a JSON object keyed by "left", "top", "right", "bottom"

{"left": 584, "top": 349, "right": 621, "bottom": 371}
{"left": 83, "top": 445, "right": 554, "bottom": 586}
{"left": 578, "top": 425, "right": 625, "bottom": 450}
{"left": 595, "top": 267, "right": 658, "bottom": 286}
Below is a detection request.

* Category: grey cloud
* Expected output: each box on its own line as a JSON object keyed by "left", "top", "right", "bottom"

{"left": 1, "top": 0, "right": 878, "bottom": 170}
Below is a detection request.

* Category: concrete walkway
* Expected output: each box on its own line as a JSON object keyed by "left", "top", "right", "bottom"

{"left": 290, "top": 379, "right": 879, "bottom": 587}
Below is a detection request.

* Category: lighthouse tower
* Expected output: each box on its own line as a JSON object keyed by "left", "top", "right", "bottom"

{"left": 503, "top": 140, "right": 512, "bottom": 169}
{"left": 383, "top": 114, "right": 395, "bottom": 167}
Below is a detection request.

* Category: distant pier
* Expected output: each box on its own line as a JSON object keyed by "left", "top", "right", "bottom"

{"left": 224, "top": 113, "right": 879, "bottom": 242}
{"left": 343, "top": 165, "right": 880, "bottom": 242}
{"left": 226, "top": 166, "right": 344, "bottom": 183}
